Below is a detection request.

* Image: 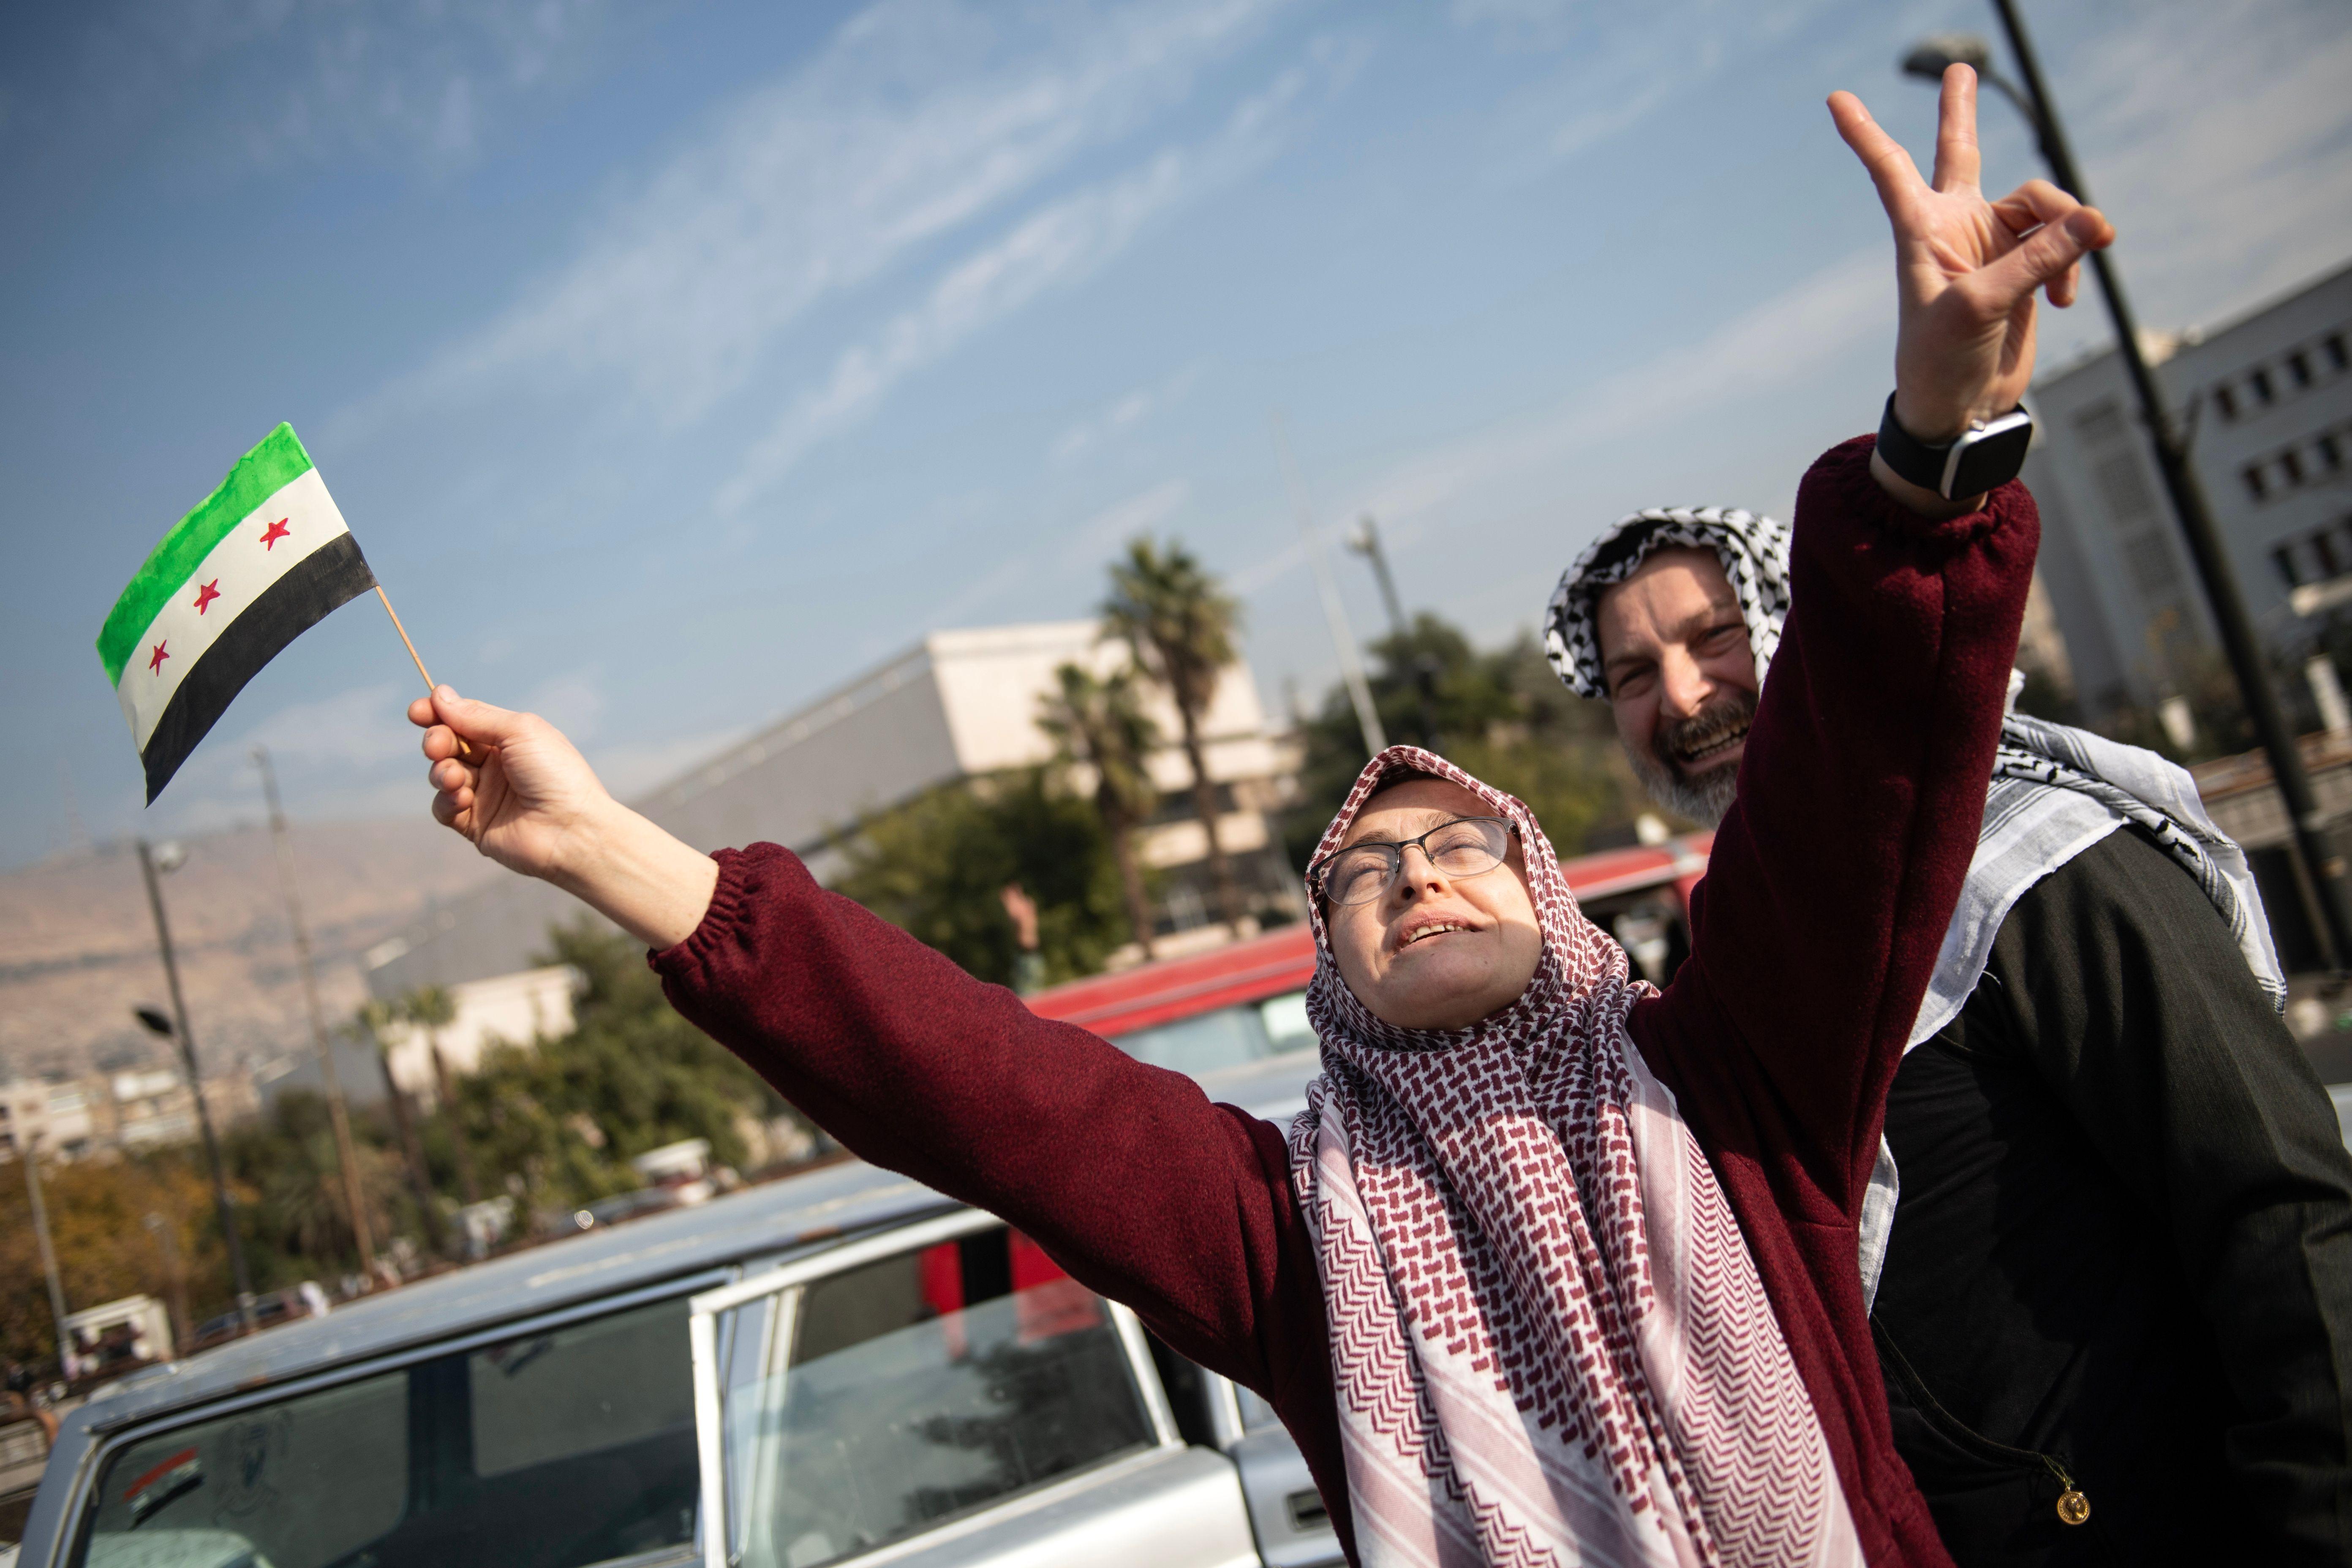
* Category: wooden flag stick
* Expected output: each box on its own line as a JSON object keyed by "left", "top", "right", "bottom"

{"left": 377, "top": 586, "right": 483, "bottom": 763}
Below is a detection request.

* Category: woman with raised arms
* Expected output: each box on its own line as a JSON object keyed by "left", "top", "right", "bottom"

{"left": 410, "top": 73, "right": 2110, "bottom": 1568}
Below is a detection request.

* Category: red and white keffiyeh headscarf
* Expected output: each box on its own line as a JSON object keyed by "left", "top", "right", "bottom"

{"left": 1288, "top": 746, "right": 1862, "bottom": 1568}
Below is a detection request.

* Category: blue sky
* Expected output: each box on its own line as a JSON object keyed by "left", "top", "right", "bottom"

{"left": 7, "top": 0, "right": 2350, "bottom": 867}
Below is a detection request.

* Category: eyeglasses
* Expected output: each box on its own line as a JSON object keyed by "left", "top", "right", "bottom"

{"left": 1308, "top": 816, "right": 1516, "bottom": 907}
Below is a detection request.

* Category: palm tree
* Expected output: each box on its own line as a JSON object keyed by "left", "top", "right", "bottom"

{"left": 401, "top": 986, "right": 480, "bottom": 1207}
{"left": 1038, "top": 662, "right": 1162, "bottom": 962}
{"left": 1103, "top": 538, "right": 1246, "bottom": 929}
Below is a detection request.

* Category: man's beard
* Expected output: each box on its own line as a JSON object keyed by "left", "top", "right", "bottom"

{"left": 1628, "top": 686, "right": 1757, "bottom": 829}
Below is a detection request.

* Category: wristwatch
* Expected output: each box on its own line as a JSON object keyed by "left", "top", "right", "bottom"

{"left": 1875, "top": 393, "right": 2034, "bottom": 501}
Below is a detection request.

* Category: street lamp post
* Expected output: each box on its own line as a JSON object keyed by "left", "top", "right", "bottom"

{"left": 136, "top": 840, "right": 258, "bottom": 1329}
{"left": 1345, "top": 515, "right": 1444, "bottom": 752}
{"left": 142, "top": 1212, "right": 190, "bottom": 1356}
{"left": 1271, "top": 414, "right": 1388, "bottom": 760}
{"left": 255, "top": 745, "right": 378, "bottom": 1278}
{"left": 1904, "top": 4, "right": 2352, "bottom": 968}
{"left": 16, "top": 1133, "right": 72, "bottom": 1381}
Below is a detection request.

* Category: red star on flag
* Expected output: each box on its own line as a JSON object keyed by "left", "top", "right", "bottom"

{"left": 193, "top": 580, "right": 220, "bottom": 615}
{"left": 259, "top": 517, "right": 291, "bottom": 550}
{"left": 149, "top": 642, "right": 169, "bottom": 674}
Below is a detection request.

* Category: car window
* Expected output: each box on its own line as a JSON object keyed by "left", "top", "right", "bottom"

{"left": 76, "top": 1294, "right": 697, "bottom": 1568}
{"left": 1112, "top": 989, "right": 1314, "bottom": 1074}
{"left": 725, "top": 1226, "right": 1154, "bottom": 1568}
{"left": 77, "top": 1368, "right": 407, "bottom": 1568}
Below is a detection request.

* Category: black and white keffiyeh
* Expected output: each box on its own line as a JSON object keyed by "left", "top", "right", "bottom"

{"left": 1546, "top": 506, "right": 2289, "bottom": 1306}
{"left": 1543, "top": 506, "right": 1791, "bottom": 701}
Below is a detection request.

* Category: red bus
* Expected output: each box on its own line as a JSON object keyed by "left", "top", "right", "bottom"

{"left": 1026, "top": 834, "right": 1712, "bottom": 1074}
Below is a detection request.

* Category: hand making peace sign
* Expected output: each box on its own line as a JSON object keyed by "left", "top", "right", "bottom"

{"left": 1832, "top": 65, "right": 2114, "bottom": 455}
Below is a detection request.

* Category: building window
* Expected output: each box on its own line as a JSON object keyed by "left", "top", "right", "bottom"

{"left": 2251, "top": 367, "right": 2276, "bottom": 404}
{"left": 2321, "top": 433, "right": 2345, "bottom": 473}
{"left": 2214, "top": 383, "right": 2239, "bottom": 421}
{"left": 2125, "top": 531, "right": 2182, "bottom": 596}
{"left": 2093, "top": 450, "right": 2159, "bottom": 525}
{"left": 2283, "top": 447, "right": 2306, "bottom": 487}
{"left": 2245, "top": 463, "right": 2270, "bottom": 502}
{"left": 2325, "top": 332, "right": 2348, "bottom": 373}
{"left": 2289, "top": 350, "right": 2314, "bottom": 388}
{"left": 2277, "top": 544, "right": 2308, "bottom": 589}
{"left": 2075, "top": 402, "right": 2129, "bottom": 444}
{"left": 2313, "top": 527, "right": 2339, "bottom": 578}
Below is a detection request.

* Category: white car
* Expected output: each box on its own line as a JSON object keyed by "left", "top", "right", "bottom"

{"left": 11, "top": 1053, "right": 1337, "bottom": 1568}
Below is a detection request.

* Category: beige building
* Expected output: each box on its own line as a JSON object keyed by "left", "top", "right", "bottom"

{"left": 368, "top": 621, "right": 1300, "bottom": 997}
{"left": 373, "top": 965, "right": 581, "bottom": 1108}
{"left": 0, "top": 1075, "right": 102, "bottom": 1159}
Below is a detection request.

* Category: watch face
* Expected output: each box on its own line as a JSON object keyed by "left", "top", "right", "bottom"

{"left": 1949, "top": 416, "right": 2034, "bottom": 498}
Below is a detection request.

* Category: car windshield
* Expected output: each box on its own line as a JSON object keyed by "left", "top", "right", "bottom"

{"left": 1109, "top": 990, "right": 1315, "bottom": 1074}
{"left": 77, "top": 1293, "right": 698, "bottom": 1568}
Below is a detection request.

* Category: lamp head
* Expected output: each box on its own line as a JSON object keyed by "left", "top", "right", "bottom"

{"left": 152, "top": 841, "right": 187, "bottom": 874}
{"left": 1902, "top": 33, "right": 1990, "bottom": 81}
{"left": 134, "top": 1006, "right": 175, "bottom": 1038}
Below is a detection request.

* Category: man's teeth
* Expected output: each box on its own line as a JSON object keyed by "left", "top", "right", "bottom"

{"left": 1676, "top": 724, "right": 1748, "bottom": 764}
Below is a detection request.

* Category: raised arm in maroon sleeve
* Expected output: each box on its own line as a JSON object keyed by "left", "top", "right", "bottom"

{"left": 648, "top": 845, "right": 1353, "bottom": 1552}
{"left": 1628, "top": 434, "right": 2038, "bottom": 1567}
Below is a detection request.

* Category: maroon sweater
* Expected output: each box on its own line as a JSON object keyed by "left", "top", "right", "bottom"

{"left": 653, "top": 436, "right": 2036, "bottom": 1568}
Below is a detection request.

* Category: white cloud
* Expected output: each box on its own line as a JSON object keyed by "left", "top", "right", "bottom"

{"left": 13, "top": 0, "right": 615, "bottom": 178}
{"left": 2037, "top": 0, "right": 2352, "bottom": 346}
{"left": 713, "top": 30, "right": 1362, "bottom": 511}
{"left": 1064, "top": 478, "right": 1193, "bottom": 564}
{"left": 1049, "top": 364, "right": 1203, "bottom": 463}
{"left": 716, "top": 149, "right": 1190, "bottom": 510}
{"left": 338, "top": 0, "right": 1293, "bottom": 443}
{"left": 1343, "top": 246, "right": 1882, "bottom": 534}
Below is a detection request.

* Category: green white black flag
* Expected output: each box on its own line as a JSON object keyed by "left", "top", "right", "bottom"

{"left": 98, "top": 424, "right": 377, "bottom": 802}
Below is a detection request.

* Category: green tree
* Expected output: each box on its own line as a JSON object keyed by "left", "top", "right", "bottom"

{"left": 834, "top": 769, "right": 1132, "bottom": 987}
{"left": 355, "top": 998, "right": 443, "bottom": 1251}
{"left": 1, "top": 1151, "right": 218, "bottom": 1369}
{"left": 1282, "top": 616, "right": 1649, "bottom": 866}
{"left": 1103, "top": 538, "right": 1247, "bottom": 927}
{"left": 1038, "top": 662, "right": 1162, "bottom": 962}
{"left": 400, "top": 985, "right": 479, "bottom": 1206}
{"left": 440, "top": 921, "right": 806, "bottom": 1220}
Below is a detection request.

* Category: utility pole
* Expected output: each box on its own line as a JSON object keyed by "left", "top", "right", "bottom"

{"left": 142, "top": 1213, "right": 190, "bottom": 1356}
{"left": 138, "top": 839, "right": 256, "bottom": 1329}
{"left": 1272, "top": 414, "right": 1387, "bottom": 760}
{"left": 1346, "top": 514, "right": 1443, "bottom": 752}
{"left": 1909, "top": 5, "right": 2352, "bottom": 967}
{"left": 255, "top": 746, "right": 378, "bottom": 1277}
{"left": 17, "top": 1134, "right": 71, "bottom": 1380}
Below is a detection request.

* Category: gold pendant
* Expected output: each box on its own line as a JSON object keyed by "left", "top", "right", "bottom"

{"left": 2055, "top": 1489, "right": 2091, "bottom": 1527}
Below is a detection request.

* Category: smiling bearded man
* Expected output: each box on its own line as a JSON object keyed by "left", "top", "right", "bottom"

{"left": 1545, "top": 504, "right": 2352, "bottom": 1565}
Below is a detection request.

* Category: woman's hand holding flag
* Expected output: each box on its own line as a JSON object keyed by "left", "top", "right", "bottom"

{"left": 412, "top": 687, "right": 718, "bottom": 950}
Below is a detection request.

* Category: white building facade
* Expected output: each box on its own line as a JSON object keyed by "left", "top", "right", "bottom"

{"left": 367, "top": 621, "right": 1298, "bottom": 998}
{"left": 2023, "top": 260, "right": 2352, "bottom": 717}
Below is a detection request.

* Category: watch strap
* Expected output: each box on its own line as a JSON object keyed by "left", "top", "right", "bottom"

{"left": 1875, "top": 392, "right": 2032, "bottom": 500}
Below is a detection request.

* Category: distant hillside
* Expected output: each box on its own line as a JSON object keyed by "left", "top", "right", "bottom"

{"left": 0, "top": 820, "right": 493, "bottom": 1084}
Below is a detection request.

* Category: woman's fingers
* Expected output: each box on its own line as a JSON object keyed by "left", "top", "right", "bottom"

{"left": 1975, "top": 204, "right": 2112, "bottom": 310}
{"left": 2050, "top": 258, "right": 2081, "bottom": 308}
{"left": 1990, "top": 177, "right": 2082, "bottom": 233}
{"left": 1929, "top": 64, "right": 1981, "bottom": 194}
{"left": 1829, "top": 91, "right": 1924, "bottom": 215}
